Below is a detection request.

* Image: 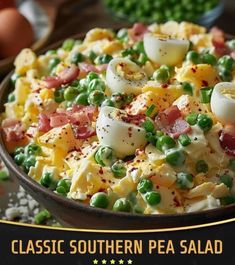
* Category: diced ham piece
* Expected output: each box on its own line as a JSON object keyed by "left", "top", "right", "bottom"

{"left": 38, "top": 105, "right": 97, "bottom": 139}
{"left": 79, "top": 63, "right": 108, "bottom": 75}
{"left": 210, "top": 27, "right": 229, "bottom": 56}
{"left": 59, "top": 64, "right": 80, "bottom": 84}
{"left": 72, "top": 125, "right": 96, "bottom": 139}
{"left": 45, "top": 65, "right": 80, "bottom": 89}
{"left": 155, "top": 106, "right": 191, "bottom": 138}
{"left": 129, "top": 23, "right": 148, "bottom": 41}
{"left": 1, "top": 118, "right": 25, "bottom": 142}
{"left": 79, "top": 62, "right": 98, "bottom": 74}
{"left": 49, "top": 113, "right": 69, "bottom": 128}
{"left": 219, "top": 125, "right": 235, "bottom": 156}
{"left": 167, "top": 119, "right": 191, "bottom": 138}
{"left": 38, "top": 113, "right": 51, "bottom": 132}
{"left": 231, "top": 51, "right": 235, "bottom": 60}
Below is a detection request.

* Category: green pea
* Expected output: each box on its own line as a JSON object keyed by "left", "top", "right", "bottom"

{"left": 142, "top": 119, "right": 155, "bottom": 133}
{"left": 111, "top": 160, "right": 126, "bottom": 178}
{"left": 79, "top": 78, "right": 88, "bottom": 90}
{"left": 14, "top": 153, "right": 26, "bottom": 166}
{"left": 165, "top": 149, "right": 186, "bottom": 167}
{"left": 40, "top": 172, "right": 57, "bottom": 190}
{"left": 25, "top": 143, "right": 42, "bottom": 156}
{"left": 219, "top": 68, "right": 233, "bottom": 82}
{"left": 88, "top": 79, "right": 105, "bottom": 93}
{"left": 48, "top": 57, "right": 61, "bottom": 71}
{"left": 64, "top": 86, "right": 79, "bottom": 101}
{"left": 186, "top": 113, "right": 198, "bottom": 125}
{"left": 176, "top": 172, "right": 194, "bottom": 189}
{"left": 220, "top": 195, "right": 235, "bottom": 206}
{"left": 86, "top": 72, "right": 99, "bottom": 83}
{"left": 145, "top": 191, "right": 161, "bottom": 206}
{"left": 90, "top": 192, "right": 109, "bottom": 208}
{"left": 178, "top": 134, "right": 191, "bottom": 146}
{"left": 137, "top": 179, "right": 153, "bottom": 194}
{"left": 74, "top": 92, "right": 88, "bottom": 105}
{"left": 101, "top": 98, "right": 115, "bottom": 107}
{"left": 62, "top": 38, "right": 75, "bottom": 51}
{"left": 196, "top": 160, "right": 209, "bottom": 173}
{"left": 54, "top": 88, "right": 65, "bottom": 103}
{"left": 10, "top": 73, "right": 21, "bottom": 86}
{"left": 220, "top": 175, "right": 233, "bottom": 189}
{"left": 156, "top": 135, "right": 176, "bottom": 151}
{"left": 229, "top": 159, "right": 235, "bottom": 172}
{"left": 133, "top": 205, "right": 144, "bottom": 214}
{"left": 153, "top": 68, "right": 170, "bottom": 83}
{"left": 46, "top": 50, "right": 57, "bottom": 55}
{"left": 113, "top": 198, "right": 131, "bottom": 212}
{"left": 23, "top": 156, "right": 36, "bottom": 173}
{"left": 34, "top": 210, "right": 51, "bottom": 224}
{"left": 88, "top": 50, "right": 97, "bottom": 63}
{"left": 8, "top": 92, "right": 15, "bottom": 102}
{"left": 95, "top": 54, "right": 113, "bottom": 64}
{"left": 186, "top": 51, "right": 201, "bottom": 64}
{"left": 94, "top": 146, "right": 113, "bottom": 167}
{"left": 70, "top": 52, "right": 85, "bottom": 64}
{"left": 57, "top": 179, "right": 71, "bottom": 193}
{"left": 201, "top": 53, "right": 217, "bottom": 65}
{"left": 88, "top": 90, "right": 105, "bottom": 106}
{"left": 182, "top": 82, "right": 193, "bottom": 96}
{"left": 14, "top": 147, "right": 25, "bottom": 156}
{"left": 197, "top": 114, "right": 213, "bottom": 132}
{"left": 218, "top": 55, "right": 234, "bottom": 71}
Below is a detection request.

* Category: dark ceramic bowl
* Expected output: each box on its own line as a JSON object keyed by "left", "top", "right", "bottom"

{"left": 1, "top": 33, "right": 235, "bottom": 230}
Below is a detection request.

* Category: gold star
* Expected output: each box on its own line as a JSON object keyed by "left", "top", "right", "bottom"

{"left": 93, "top": 259, "right": 98, "bottom": 264}
{"left": 119, "top": 260, "right": 124, "bottom": 264}
{"left": 110, "top": 259, "right": 115, "bottom": 264}
{"left": 127, "top": 260, "right": 133, "bottom": 264}
{"left": 102, "top": 260, "right": 107, "bottom": 265}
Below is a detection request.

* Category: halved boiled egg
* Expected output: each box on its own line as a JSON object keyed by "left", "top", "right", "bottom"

{"left": 211, "top": 82, "right": 235, "bottom": 124}
{"left": 96, "top": 106, "right": 147, "bottom": 157}
{"left": 143, "top": 33, "right": 189, "bottom": 65}
{"left": 106, "top": 58, "right": 148, "bottom": 95}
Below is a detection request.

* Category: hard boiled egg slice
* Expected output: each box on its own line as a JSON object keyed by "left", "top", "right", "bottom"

{"left": 96, "top": 106, "right": 147, "bottom": 157}
{"left": 211, "top": 82, "right": 235, "bottom": 124}
{"left": 143, "top": 33, "right": 189, "bottom": 65}
{"left": 106, "top": 58, "right": 148, "bottom": 95}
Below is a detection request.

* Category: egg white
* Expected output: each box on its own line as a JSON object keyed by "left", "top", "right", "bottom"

{"left": 96, "top": 106, "right": 147, "bottom": 157}
{"left": 143, "top": 33, "right": 189, "bottom": 65}
{"left": 211, "top": 82, "right": 235, "bottom": 124}
{"left": 106, "top": 58, "right": 148, "bottom": 95}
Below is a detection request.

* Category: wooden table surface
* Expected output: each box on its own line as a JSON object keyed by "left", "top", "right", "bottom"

{"left": 45, "top": 0, "right": 235, "bottom": 45}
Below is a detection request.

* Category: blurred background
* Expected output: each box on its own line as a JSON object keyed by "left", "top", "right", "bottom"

{"left": 0, "top": 0, "right": 234, "bottom": 75}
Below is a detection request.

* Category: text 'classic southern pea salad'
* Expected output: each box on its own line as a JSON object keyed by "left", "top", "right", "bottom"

{"left": 1, "top": 21, "right": 235, "bottom": 214}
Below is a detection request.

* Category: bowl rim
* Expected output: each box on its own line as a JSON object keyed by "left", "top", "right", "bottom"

{"left": 1, "top": 31, "right": 235, "bottom": 226}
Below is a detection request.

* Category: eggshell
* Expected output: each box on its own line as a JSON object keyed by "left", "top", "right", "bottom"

{"left": 0, "top": 8, "right": 34, "bottom": 58}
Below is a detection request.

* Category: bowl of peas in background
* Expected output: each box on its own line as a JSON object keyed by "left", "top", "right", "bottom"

{"left": 103, "top": 0, "right": 224, "bottom": 27}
